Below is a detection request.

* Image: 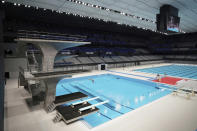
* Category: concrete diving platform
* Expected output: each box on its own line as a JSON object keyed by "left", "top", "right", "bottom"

{"left": 15, "top": 38, "right": 90, "bottom": 72}
{"left": 54, "top": 102, "right": 99, "bottom": 124}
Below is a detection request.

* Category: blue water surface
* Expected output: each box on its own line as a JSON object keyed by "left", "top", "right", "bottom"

{"left": 56, "top": 74, "right": 171, "bottom": 128}
{"left": 135, "top": 64, "right": 197, "bottom": 79}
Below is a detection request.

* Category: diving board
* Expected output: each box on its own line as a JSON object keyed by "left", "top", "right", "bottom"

{"left": 54, "top": 102, "right": 99, "bottom": 124}
{"left": 54, "top": 100, "right": 109, "bottom": 124}
{"left": 47, "top": 92, "right": 88, "bottom": 112}
{"left": 54, "top": 92, "right": 88, "bottom": 105}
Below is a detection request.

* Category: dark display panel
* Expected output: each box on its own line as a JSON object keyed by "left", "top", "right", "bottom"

{"left": 167, "top": 16, "right": 180, "bottom": 32}
{"left": 157, "top": 5, "right": 180, "bottom": 33}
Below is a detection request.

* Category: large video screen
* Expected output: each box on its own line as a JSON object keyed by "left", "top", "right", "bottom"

{"left": 167, "top": 16, "right": 180, "bottom": 32}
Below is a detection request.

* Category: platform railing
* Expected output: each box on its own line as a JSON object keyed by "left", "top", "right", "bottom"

{"left": 25, "top": 50, "right": 41, "bottom": 73}
{"left": 17, "top": 30, "right": 87, "bottom": 42}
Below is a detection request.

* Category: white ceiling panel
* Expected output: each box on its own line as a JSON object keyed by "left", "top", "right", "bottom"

{"left": 5, "top": 0, "right": 197, "bottom": 33}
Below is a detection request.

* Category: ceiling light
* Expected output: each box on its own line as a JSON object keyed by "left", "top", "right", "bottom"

{"left": 2, "top": 1, "right": 5, "bottom": 3}
{"left": 65, "top": 0, "right": 156, "bottom": 27}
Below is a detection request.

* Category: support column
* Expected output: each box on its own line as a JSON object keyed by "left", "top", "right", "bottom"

{"left": 0, "top": 9, "right": 5, "bottom": 131}
{"left": 39, "top": 43, "right": 57, "bottom": 72}
{"left": 42, "top": 76, "right": 65, "bottom": 108}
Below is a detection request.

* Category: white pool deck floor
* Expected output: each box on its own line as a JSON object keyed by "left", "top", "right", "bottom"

{"left": 4, "top": 63, "right": 197, "bottom": 131}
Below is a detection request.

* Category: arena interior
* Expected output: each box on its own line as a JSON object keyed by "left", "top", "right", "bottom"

{"left": 1, "top": 0, "right": 197, "bottom": 131}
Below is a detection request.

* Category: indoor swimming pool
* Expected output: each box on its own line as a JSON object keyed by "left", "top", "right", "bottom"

{"left": 56, "top": 74, "right": 171, "bottom": 128}
{"left": 135, "top": 64, "right": 197, "bottom": 79}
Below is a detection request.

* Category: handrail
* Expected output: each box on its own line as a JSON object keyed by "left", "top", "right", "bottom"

{"left": 79, "top": 100, "right": 109, "bottom": 112}
{"left": 18, "top": 32, "right": 86, "bottom": 39}
{"left": 75, "top": 82, "right": 134, "bottom": 110}
{"left": 72, "top": 96, "right": 100, "bottom": 106}
{"left": 18, "top": 33, "right": 85, "bottom": 39}
{"left": 68, "top": 84, "right": 123, "bottom": 114}
{"left": 18, "top": 29, "right": 87, "bottom": 38}
{"left": 17, "top": 30, "right": 87, "bottom": 39}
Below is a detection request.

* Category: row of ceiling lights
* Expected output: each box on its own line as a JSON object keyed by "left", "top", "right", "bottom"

{"left": 65, "top": 0, "right": 156, "bottom": 24}
{"left": 1, "top": 0, "right": 185, "bottom": 34}
{"left": 66, "top": 0, "right": 186, "bottom": 34}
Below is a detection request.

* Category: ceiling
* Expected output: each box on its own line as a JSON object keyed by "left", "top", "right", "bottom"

{"left": 4, "top": 0, "right": 197, "bottom": 33}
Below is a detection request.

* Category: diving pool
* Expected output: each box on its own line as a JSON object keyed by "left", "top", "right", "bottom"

{"left": 56, "top": 74, "right": 171, "bottom": 128}
{"left": 135, "top": 64, "right": 197, "bottom": 79}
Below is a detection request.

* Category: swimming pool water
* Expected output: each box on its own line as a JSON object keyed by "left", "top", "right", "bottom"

{"left": 56, "top": 74, "right": 171, "bottom": 128}
{"left": 135, "top": 64, "right": 197, "bottom": 79}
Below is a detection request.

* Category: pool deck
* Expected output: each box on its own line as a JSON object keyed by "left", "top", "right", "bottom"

{"left": 4, "top": 63, "right": 197, "bottom": 131}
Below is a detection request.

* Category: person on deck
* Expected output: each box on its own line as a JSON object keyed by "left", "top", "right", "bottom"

{"left": 156, "top": 74, "right": 161, "bottom": 82}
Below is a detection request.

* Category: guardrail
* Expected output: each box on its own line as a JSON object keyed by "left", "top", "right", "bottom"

{"left": 17, "top": 30, "right": 87, "bottom": 42}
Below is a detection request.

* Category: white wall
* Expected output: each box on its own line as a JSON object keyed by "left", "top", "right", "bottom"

{"left": 4, "top": 58, "right": 27, "bottom": 78}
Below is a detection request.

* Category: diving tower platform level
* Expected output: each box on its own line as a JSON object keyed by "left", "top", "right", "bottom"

{"left": 15, "top": 38, "right": 90, "bottom": 72}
